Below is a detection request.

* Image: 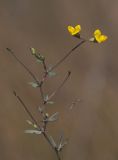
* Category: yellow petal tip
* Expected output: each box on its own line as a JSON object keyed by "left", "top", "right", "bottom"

{"left": 67, "top": 24, "right": 81, "bottom": 36}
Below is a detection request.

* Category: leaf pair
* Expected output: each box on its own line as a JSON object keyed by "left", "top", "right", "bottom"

{"left": 43, "top": 112, "right": 59, "bottom": 123}
{"left": 43, "top": 95, "right": 54, "bottom": 104}
{"left": 25, "top": 120, "right": 42, "bottom": 135}
{"left": 49, "top": 133, "right": 68, "bottom": 151}
{"left": 29, "top": 82, "right": 39, "bottom": 88}
{"left": 30, "top": 47, "right": 45, "bottom": 63}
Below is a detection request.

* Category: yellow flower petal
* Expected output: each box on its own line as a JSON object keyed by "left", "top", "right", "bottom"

{"left": 68, "top": 26, "right": 75, "bottom": 35}
{"left": 75, "top": 25, "right": 81, "bottom": 31}
{"left": 93, "top": 29, "right": 108, "bottom": 43}
{"left": 67, "top": 25, "right": 81, "bottom": 36}
{"left": 97, "top": 35, "right": 108, "bottom": 43}
{"left": 94, "top": 29, "right": 101, "bottom": 36}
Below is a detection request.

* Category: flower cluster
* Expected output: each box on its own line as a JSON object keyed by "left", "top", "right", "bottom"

{"left": 67, "top": 24, "right": 108, "bottom": 43}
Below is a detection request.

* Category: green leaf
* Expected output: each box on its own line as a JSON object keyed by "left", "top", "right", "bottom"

{"left": 35, "top": 54, "right": 45, "bottom": 61}
{"left": 33, "top": 124, "right": 38, "bottom": 128}
{"left": 44, "top": 94, "right": 49, "bottom": 101}
{"left": 26, "top": 120, "right": 33, "bottom": 125}
{"left": 38, "top": 106, "right": 43, "bottom": 113}
{"left": 49, "top": 136, "right": 57, "bottom": 148}
{"left": 31, "top": 48, "right": 36, "bottom": 55}
{"left": 30, "top": 48, "right": 45, "bottom": 62}
{"left": 47, "top": 101, "right": 54, "bottom": 104}
{"left": 26, "top": 120, "right": 38, "bottom": 129}
{"left": 29, "top": 82, "right": 39, "bottom": 88}
{"left": 48, "top": 71, "right": 56, "bottom": 77}
{"left": 48, "top": 112, "right": 59, "bottom": 122}
{"left": 57, "top": 133, "right": 68, "bottom": 152}
{"left": 36, "top": 59, "right": 43, "bottom": 64}
{"left": 25, "top": 129, "right": 42, "bottom": 135}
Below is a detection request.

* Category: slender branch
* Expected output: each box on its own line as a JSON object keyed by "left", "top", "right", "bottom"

{"left": 39, "top": 73, "right": 48, "bottom": 103}
{"left": 6, "top": 48, "right": 46, "bottom": 104}
{"left": 6, "top": 48, "right": 40, "bottom": 85}
{"left": 37, "top": 60, "right": 48, "bottom": 103}
{"left": 38, "top": 40, "right": 85, "bottom": 104}
{"left": 43, "top": 133, "right": 61, "bottom": 160}
{"left": 49, "top": 40, "right": 86, "bottom": 72}
{"left": 8, "top": 39, "right": 86, "bottom": 160}
{"left": 55, "top": 149, "right": 61, "bottom": 160}
{"left": 39, "top": 86, "right": 45, "bottom": 102}
{"left": 47, "top": 71, "right": 71, "bottom": 103}
{"left": 42, "top": 59, "right": 48, "bottom": 73}
{"left": 13, "top": 90, "right": 41, "bottom": 129}
{"left": 13, "top": 91, "right": 61, "bottom": 160}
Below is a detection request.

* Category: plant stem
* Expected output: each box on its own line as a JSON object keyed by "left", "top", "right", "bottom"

{"left": 6, "top": 48, "right": 40, "bottom": 85}
{"left": 43, "top": 132, "right": 61, "bottom": 160}
{"left": 7, "top": 39, "right": 86, "bottom": 160}
{"left": 39, "top": 40, "right": 85, "bottom": 104}
{"left": 49, "top": 39, "right": 86, "bottom": 72}
{"left": 47, "top": 71, "right": 71, "bottom": 102}
{"left": 13, "top": 90, "right": 41, "bottom": 130}
{"left": 13, "top": 91, "right": 61, "bottom": 160}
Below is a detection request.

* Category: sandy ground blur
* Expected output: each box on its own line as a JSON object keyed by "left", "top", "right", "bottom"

{"left": 0, "top": 0, "right": 118, "bottom": 160}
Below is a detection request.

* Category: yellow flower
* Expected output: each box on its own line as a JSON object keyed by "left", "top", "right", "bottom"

{"left": 68, "top": 25, "right": 81, "bottom": 36}
{"left": 93, "top": 29, "right": 108, "bottom": 43}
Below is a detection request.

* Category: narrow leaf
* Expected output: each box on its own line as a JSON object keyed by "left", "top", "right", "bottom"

{"left": 48, "top": 112, "right": 59, "bottom": 122}
{"left": 47, "top": 101, "right": 54, "bottom": 105}
{"left": 49, "top": 136, "right": 57, "bottom": 148}
{"left": 26, "top": 120, "right": 33, "bottom": 125}
{"left": 44, "top": 95, "right": 49, "bottom": 101}
{"left": 48, "top": 71, "right": 56, "bottom": 77}
{"left": 26, "top": 120, "right": 37, "bottom": 129}
{"left": 57, "top": 132, "right": 68, "bottom": 151}
{"left": 37, "top": 59, "right": 43, "bottom": 64}
{"left": 29, "top": 82, "right": 39, "bottom": 88}
{"left": 38, "top": 106, "right": 43, "bottom": 113}
{"left": 31, "top": 48, "right": 36, "bottom": 55}
{"left": 25, "top": 129, "right": 42, "bottom": 135}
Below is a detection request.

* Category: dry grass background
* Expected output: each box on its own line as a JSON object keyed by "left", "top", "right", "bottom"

{"left": 0, "top": 0, "right": 118, "bottom": 160}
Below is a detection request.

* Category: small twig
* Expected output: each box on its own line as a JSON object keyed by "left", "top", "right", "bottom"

{"left": 39, "top": 73, "right": 48, "bottom": 104}
{"left": 69, "top": 98, "right": 81, "bottom": 110}
{"left": 49, "top": 40, "right": 86, "bottom": 72}
{"left": 6, "top": 48, "right": 47, "bottom": 104}
{"left": 39, "top": 86, "right": 45, "bottom": 102}
{"left": 37, "top": 40, "right": 86, "bottom": 93}
{"left": 55, "top": 150, "right": 61, "bottom": 160}
{"left": 43, "top": 133, "right": 61, "bottom": 160}
{"left": 13, "top": 90, "right": 41, "bottom": 129}
{"left": 38, "top": 40, "right": 85, "bottom": 104}
{"left": 42, "top": 59, "right": 48, "bottom": 73}
{"left": 13, "top": 91, "right": 61, "bottom": 160}
{"left": 47, "top": 71, "right": 71, "bottom": 103}
{"left": 6, "top": 48, "right": 40, "bottom": 85}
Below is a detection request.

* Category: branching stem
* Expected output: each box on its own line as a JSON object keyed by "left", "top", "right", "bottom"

{"left": 7, "top": 39, "right": 86, "bottom": 160}
{"left": 47, "top": 71, "right": 71, "bottom": 103}
{"left": 49, "top": 39, "right": 86, "bottom": 72}
{"left": 6, "top": 48, "right": 40, "bottom": 85}
{"left": 13, "top": 91, "right": 61, "bottom": 160}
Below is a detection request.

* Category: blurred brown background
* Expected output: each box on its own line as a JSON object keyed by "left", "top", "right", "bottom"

{"left": 0, "top": 0, "right": 118, "bottom": 160}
